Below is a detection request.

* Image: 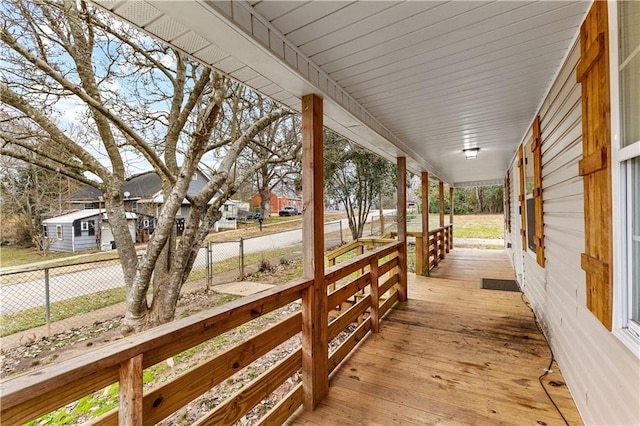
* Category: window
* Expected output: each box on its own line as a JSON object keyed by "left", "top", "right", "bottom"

{"left": 56, "top": 225, "right": 63, "bottom": 240}
{"left": 42, "top": 224, "right": 48, "bottom": 238}
{"left": 523, "top": 120, "right": 545, "bottom": 266}
{"left": 627, "top": 159, "right": 640, "bottom": 329}
{"left": 523, "top": 137, "right": 536, "bottom": 253}
{"left": 81, "top": 221, "right": 89, "bottom": 231}
{"left": 614, "top": 1, "right": 640, "bottom": 344}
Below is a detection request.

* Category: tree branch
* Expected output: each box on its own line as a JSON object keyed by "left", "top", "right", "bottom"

{"left": 0, "top": 146, "right": 98, "bottom": 187}
{"left": 0, "top": 25, "right": 173, "bottom": 181}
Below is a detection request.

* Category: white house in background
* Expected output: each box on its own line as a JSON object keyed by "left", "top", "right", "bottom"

{"left": 42, "top": 209, "right": 137, "bottom": 253}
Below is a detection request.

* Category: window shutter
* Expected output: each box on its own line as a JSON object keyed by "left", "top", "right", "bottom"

{"left": 532, "top": 116, "right": 545, "bottom": 267}
{"left": 517, "top": 145, "right": 527, "bottom": 250}
{"left": 577, "top": 1, "right": 612, "bottom": 330}
{"left": 505, "top": 171, "right": 512, "bottom": 233}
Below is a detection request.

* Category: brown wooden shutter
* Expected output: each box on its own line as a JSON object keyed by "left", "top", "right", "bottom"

{"left": 517, "top": 145, "right": 526, "bottom": 250}
{"left": 505, "top": 171, "right": 512, "bottom": 233}
{"left": 532, "top": 116, "right": 545, "bottom": 267}
{"left": 577, "top": 1, "right": 612, "bottom": 330}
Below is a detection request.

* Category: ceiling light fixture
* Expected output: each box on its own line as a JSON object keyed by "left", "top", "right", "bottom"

{"left": 463, "top": 147, "right": 480, "bottom": 159}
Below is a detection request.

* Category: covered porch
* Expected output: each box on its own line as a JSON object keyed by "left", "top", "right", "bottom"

{"left": 288, "top": 249, "right": 581, "bottom": 425}
{"left": 3, "top": 1, "right": 638, "bottom": 424}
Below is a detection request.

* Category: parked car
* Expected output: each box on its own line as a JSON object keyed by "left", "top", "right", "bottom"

{"left": 278, "top": 206, "right": 300, "bottom": 216}
{"left": 246, "top": 212, "right": 261, "bottom": 220}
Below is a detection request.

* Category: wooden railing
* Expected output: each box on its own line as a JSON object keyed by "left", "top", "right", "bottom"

{"left": 411, "top": 223, "right": 453, "bottom": 275}
{"left": 325, "top": 238, "right": 396, "bottom": 291}
{"left": 0, "top": 241, "right": 402, "bottom": 425}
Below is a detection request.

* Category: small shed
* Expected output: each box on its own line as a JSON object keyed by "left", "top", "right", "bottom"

{"left": 42, "top": 209, "right": 137, "bottom": 253}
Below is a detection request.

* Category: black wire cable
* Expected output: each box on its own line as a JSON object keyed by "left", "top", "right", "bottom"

{"left": 520, "top": 292, "right": 570, "bottom": 426}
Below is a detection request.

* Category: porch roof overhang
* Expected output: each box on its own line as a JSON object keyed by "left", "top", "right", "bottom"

{"left": 92, "top": 1, "right": 590, "bottom": 187}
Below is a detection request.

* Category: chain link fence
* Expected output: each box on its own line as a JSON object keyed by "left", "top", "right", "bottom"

{"left": 0, "top": 213, "right": 398, "bottom": 347}
{"left": 0, "top": 258, "right": 128, "bottom": 342}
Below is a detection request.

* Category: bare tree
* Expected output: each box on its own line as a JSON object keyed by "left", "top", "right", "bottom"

{"left": 241, "top": 95, "right": 301, "bottom": 218}
{"left": 0, "top": 0, "right": 294, "bottom": 332}
{"left": 0, "top": 116, "right": 81, "bottom": 248}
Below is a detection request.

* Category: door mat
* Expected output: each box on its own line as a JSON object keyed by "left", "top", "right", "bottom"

{"left": 480, "top": 278, "right": 521, "bottom": 292}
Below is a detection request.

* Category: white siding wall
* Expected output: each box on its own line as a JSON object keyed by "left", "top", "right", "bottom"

{"left": 510, "top": 41, "right": 640, "bottom": 425}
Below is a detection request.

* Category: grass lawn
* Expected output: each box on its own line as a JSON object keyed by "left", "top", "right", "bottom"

{"left": 407, "top": 213, "right": 504, "bottom": 239}
{"left": 452, "top": 214, "right": 504, "bottom": 239}
{"left": 0, "top": 246, "right": 119, "bottom": 270}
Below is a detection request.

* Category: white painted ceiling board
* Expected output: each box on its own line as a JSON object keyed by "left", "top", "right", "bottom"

{"left": 271, "top": 1, "right": 353, "bottom": 36}
{"left": 303, "top": 1, "right": 449, "bottom": 58}
{"left": 318, "top": 1, "right": 524, "bottom": 72}
{"left": 360, "top": 62, "right": 559, "bottom": 113}
{"left": 332, "top": 23, "right": 579, "bottom": 87}
{"left": 286, "top": 2, "right": 398, "bottom": 47}
{"left": 251, "top": 1, "right": 307, "bottom": 22}
{"left": 353, "top": 49, "right": 568, "bottom": 103}
{"left": 91, "top": 0, "right": 591, "bottom": 186}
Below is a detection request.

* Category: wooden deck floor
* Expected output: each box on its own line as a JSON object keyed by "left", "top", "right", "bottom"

{"left": 287, "top": 249, "right": 582, "bottom": 425}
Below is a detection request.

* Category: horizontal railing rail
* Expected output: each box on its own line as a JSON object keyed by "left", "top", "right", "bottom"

{"left": 0, "top": 240, "right": 404, "bottom": 425}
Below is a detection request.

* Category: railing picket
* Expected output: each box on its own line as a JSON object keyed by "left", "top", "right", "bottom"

{"left": 119, "top": 354, "right": 143, "bottom": 426}
{"left": 369, "top": 258, "right": 380, "bottom": 333}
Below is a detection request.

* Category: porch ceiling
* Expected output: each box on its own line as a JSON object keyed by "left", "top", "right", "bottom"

{"left": 93, "top": 1, "right": 589, "bottom": 186}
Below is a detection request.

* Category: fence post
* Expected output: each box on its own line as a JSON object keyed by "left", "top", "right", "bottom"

{"left": 206, "top": 242, "right": 212, "bottom": 289}
{"left": 371, "top": 215, "right": 374, "bottom": 236}
{"left": 44, "top": 268, "right": 51, "bottom": 337}
{"left": 339, "top": 221, "right": 343, "bottom": 245}
{"left": 239, "top": 238, "right": 244, "bottom": 280}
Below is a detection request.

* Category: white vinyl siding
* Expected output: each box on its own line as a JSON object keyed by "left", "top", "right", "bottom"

{"left": 509, "top": 38, "right": 640, "bottom": 425}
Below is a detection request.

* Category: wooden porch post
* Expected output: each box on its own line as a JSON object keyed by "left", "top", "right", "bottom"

{"left": 421, "top": 172, "right": 429, "bottom": 276}
{"left": 301, "top": 94, "right": 328, "bottom": 410}
{"left": 438, "top": 181, "right": 446, "bottom": 259}
{"left": 438, "top": 181, "right": 445, "bottom": 227}
{"left": 397, "top": 157, "right": 408, "bottom": 301}
{"left": 449, "top": 186, "right": 454, "bottom": 224}
{"left": 449, "top": 186, "right": 454, "bottom": 249}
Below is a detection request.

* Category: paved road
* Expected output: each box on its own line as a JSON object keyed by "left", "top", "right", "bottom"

{"left": 0, "top": 214, "right": 392, "bottom": 315}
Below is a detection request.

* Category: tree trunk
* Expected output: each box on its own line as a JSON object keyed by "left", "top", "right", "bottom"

{"left": 258, "top": 185, "right": 270, "bottom": 219}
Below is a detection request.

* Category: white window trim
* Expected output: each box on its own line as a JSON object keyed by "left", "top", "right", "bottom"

{"left": 81, "top": 221, "right": 89, "bottom": 231}
{"left": 56, "top": 225, "right": 63, "bottom": 240}
{"left": 609, "top": 1, "right": 640, "bottom": 357}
